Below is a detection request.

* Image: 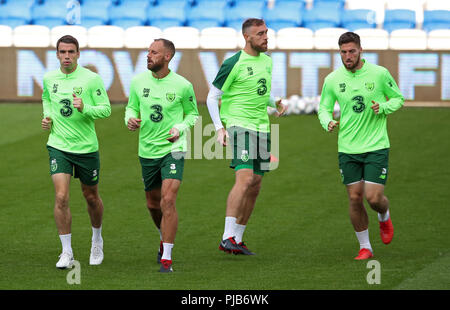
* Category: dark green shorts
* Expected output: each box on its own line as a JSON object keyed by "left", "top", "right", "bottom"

{"left": 47, "top": 145, "right": 100, "bottom": 186}
{"left": 228, "top": 126, "right": 271, "bottom": 176}
{"left": 338, "top": 148, "right": 389, "bottom": 185}
{"left": 139, "top": 152, "right": 185, "bottom": 192}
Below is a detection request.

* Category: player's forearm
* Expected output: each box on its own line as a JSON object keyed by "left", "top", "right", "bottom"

{"left": 206, "top": 85, "right": 224, "bottom": 130}
{"left": 83, "top": 103, "right": 111, "bottom": 119}
{"left": 42, "top": 100, "right": 51, "bottom": 118}
{"left": 174, "top": 113, "right": 199, "bottom": 134}
{"left": 318, "top": 101, "right": 335, "bottom": 131}
{"left": 124, "top": 107, "right": 139, "bottom": 125}
{"left": 379, "top": 97, "right": 404, "bottom": 115}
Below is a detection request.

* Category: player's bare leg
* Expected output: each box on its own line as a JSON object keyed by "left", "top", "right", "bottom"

{"left": 146, "top": 188, "right": 163, "bottom": 263}
{"left": 347, "top": 181, "right": 373, "bottom": 259}
{"left": 365, "top": 182, "right": 393, "bottom": 244}
{"left": 52, "top": 173, "right": 74, "bottom": 268}
{"left": 81, "top": 183, "right": 104, "bottom": 265}
{"left": 159, "top": 178, "right": 181, "bottom": 272}
{"left": 236, "top": 173, "right": 262, "bottom": 226}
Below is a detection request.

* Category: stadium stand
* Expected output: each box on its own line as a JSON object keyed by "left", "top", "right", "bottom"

{"left": 225, "top": 0, "right": 265, "bottom": 30}
{"left": 385, "top": 0, "right": 425, "bottom": 27}
{"left": 186, "top": 1, "right": 227, "bottom": 30}
{"left": 354, "top": 28, "right": 389, "bottom": 50}
{"left": 313, "top": 27, "right": 348, "bottom": 49}
{"left": 427, "top": 29, "right": 450, "bottom": 49}
{"left": 389, "top": 29, "right": 428, "bottom": 49}
{"left": 423, "top": 10, "right": 450, "bottom": 32}
{"left": 79, "top": 2, "right": 110, "bottom": 29}
{"left": 341, "top": 9, "right": 376, "bottom": 31}
{"left": 87, "top": 25, "right": 124, "bottom": 48}
{"left": 51, "top": 25, "right": 87, "bottom": 47}
{"left": 425, "top": 0, "right": 450, "bottom": 11}
{"left": 199, "top": 26, "right": 238, "bottom": 49}
{"left": 147, "top": 0, "right": 187, "bottom": 29}
{"left": 0, "top": 25, "right": 13, "bottom": 47}
{"left": 31, "top": 1, "right": 67, "bottom": 28}
{"left": 0, "top": 1, "right": 33, "bottom": 28}
{"left": 124, "top": 25, "right": 162, "bottom": 48}
{"left": 276, "top": 27, "right": 313, "bottom": 49}
{"left": 109, "top": 3, "right": 148, "bottom": 29}
{"left": 383, "top": 9, "right": 417, "bottom": 33}
{"left": 302, "top": 4, "right": 341, "bottom": 31}
{"left": 13, "top": 24, "right": 50, "bottom": 47}
{"left": 162, "top": 26, "right": 200, "bottom": 49}
{"left": 263, "top": 1, "right": 303, "bottom": 31}
{"left": 346, "top": 0, "right": 385, "bottom": 26}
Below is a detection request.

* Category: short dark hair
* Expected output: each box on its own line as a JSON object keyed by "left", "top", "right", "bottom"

{"left": 154, "top": 38, "right": 176, "bottom": 59}
{"left": 56, "top": 35, "right": 79, "bottom": 52}
{"left": 242, "top": 18, "right": 266, "bottom": 34}
{"left": 338, "top": 32, "right": 361, "bottom": 48}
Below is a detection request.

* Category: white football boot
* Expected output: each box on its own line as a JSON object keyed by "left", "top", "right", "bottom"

{"left": 56, "top": 252, "right": 74, "bottom": 269}
{"left": 89, "top": 241, "right": 104, "bottom": 265}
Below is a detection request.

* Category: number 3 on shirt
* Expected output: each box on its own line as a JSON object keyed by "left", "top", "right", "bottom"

{"left": 257, "top": 78, "right": 267, "bottom": 96}
{"left": 352, "top": 95, "right": 365, "bottom": 113}
{"left": 150, "top": 104, "right": 163, "bottom": 122}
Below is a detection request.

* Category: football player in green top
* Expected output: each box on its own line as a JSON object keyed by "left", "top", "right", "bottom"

{"left": 125, "top": 39, "right": 199, "bottom": 272}
{"left": 207, "top": 18, "right": 286, "bottom": 255}
{"left": 318, "top": 32, "right": 403, "bottom": 260}
{"left": 41, "top": 35, "right": 111, "bottom": 269}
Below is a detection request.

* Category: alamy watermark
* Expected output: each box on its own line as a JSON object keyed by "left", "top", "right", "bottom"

{"left": 366, "top": 260, "right": 381, "bottom": 285}
{"left": 66, "top": 260, "right": 81, "bottom": 285}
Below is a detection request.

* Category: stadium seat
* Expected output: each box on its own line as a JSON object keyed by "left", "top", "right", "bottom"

{"left": 354, "top": 28, "right": 389, "bottom": 50}
{"left": 385, "top": 0, "right": 425, "bottom": 26}
{"left": 341, "top": 9, "right": 377, "bottom": 31}
{"left": 346, "top": 0, "right": 386, "bottom": 26}
{"left": 199, "top": 26, "right": 238, "bottom": 49}
{"left": 186, "top": 2, "right": 226, "bottom": 30}
{"left": 109, "top": 4, "right": 148, "bottom": 29}
{"left": 225, "top": 0, "right": 264, "bottom": 31}
{"left": 313, "top": 0, "right": 345, "bottom": 10}
{"left": 276, "top": 27, "right": 313, "bottom": 49}
{"left": 82, "top": 0, "right": 114, "bottom": 6}
{"left": 389, "top": 29, "right": 427, "bottom": 49}
{"left": 79, "top": 3, "right": 110, "bottom": 29}
{"left": 423, "top": 10, "right": 450, "bottom": 32}
{"left": 237, "top": 26, "right": 276, "bottom": 49}
{"left": 124, "top": 26, "right": 162, "bottom": 48}
{"left": 427, "top": 29, "right": 450, "bottom": 49}
{"left": 148, "top": 2, "right": 187, "bottom": 29}
{"left": 87, "top": 25, "right": 124, "bottom": 48}
{"left": 0, "top": 25, "right": 13, "bottom": 47}
{"left": 302, "top": 6, "right": 341, "bottom": 31}
{"left": 383, "top": 9, "right": 416, "bottom": 33}
{"left": 51, "top": 25, "right": 88, "bottom": 48}
{"left": 162, "top": 26, "right": 199, "bottom": 49}
{"left": 31, "top": 2, "right": 67, "bottom": 28}
{"left": 425, "top": 0, "right": 450, "bottom": 11}
{"left": 13, "top": 25, "right": 50, "bottom": 47}
{"left": 263, "top": 1, "right": 303, "bottom": 31}
{"left": 118, "top": 0, "right": 152, "bottom": 6}
{"left": 314, "top": 27, "right": 348, "bottom": 49}
{"left": 0, "top": 1, "right": 32, "bottom": 28}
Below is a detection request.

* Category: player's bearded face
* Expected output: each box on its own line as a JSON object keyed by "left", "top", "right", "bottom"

{"left": 147, "top": 42, "right": 166, "bottom": 72}
{"left": 247, "top": 24, "right": 269, "bottom": 52}
{"left": 340, "top": 42, "right": 362, "bottom": 71}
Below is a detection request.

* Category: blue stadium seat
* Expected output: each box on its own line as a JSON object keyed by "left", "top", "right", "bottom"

{"left": 302, "top": 6, "right": 341, "bottom": 31}
{"left": 341, "top": 9, "right": 376, "bottom": 31}
{"left": 263, "top": 2, "right": 303, "bottom": 31}
{"left": 148, "top": 2, "right": 187, "bottom": 29}
{"left": 78, "top": 3, "right": 109, "bottom": 28}
{"left": 109, "top": 4, "right": 148, "bottom": 28}
{"left": 225, "top": 0, "right": 264, "bottom": 30}
{"left": 423, "top": 10, "right": 450, "bottom": 32}
{"left": 383, "top": 9, "right": 416, "bottom": 33}
{"left": 0, "top": 1, "right": 32, "bottom": 28}
{"left": 313, "top": 0, "right": 345, "bottom": 9}
{"left": 186, "top": 2, "right": 226, "bottom": 30}
{"left": 82, "top": 0, "right": 114, "bottom": 6}
{"left": 31, "top": 2, "right": 67, "bottom": 28}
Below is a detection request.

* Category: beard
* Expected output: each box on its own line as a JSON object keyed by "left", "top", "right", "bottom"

{"left": 147, "top": 60, "right": 163, "bottom": 72}
{"left": 250, "top": 40, "right": 268, "bottom": 53}
{"left": 343, "top": 53, "right": 361, "bottom": 71}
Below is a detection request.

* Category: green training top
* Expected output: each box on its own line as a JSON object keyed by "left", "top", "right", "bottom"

{"left": 318, "top": 60, "right": 404, "bottom": 154}
{"left": 212, "top": 50, "right": 273, "bottom": 133}
{"left": 125, "top": 70, "right": 199, "bottom": 159}
{"left": 42, "top": 65, "right": 111, "bottom": 154}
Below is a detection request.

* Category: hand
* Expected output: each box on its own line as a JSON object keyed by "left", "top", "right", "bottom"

{"left": 167, "top": 127, "right": 180, "bottom": 143}
{"left": 216, "top": 127, "right": 229, "bottom": 146}
{"left": 274, "top": 99, "right": 287, "bottom": 117}
{"left": 42, "top": 116, "right": 52, "bottom": 130}
{"left": 371, "top": 100, "right": 380, "bottom": 114}
{"left": 127, "top": 118, "right": 142, "bottom": 131}
{"left": 73, "top": 93, "right": 84, "bottom": 112}
{"left": 328, "top": 120, "right": 339, "bottom": 132}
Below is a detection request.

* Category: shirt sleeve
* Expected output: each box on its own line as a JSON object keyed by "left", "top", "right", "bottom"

{"left": 318, "top": 79, "right": 337, "bottom": 131}
{"left": 124, "top": 78, "right": 140, "bottom": 125}
{"left": 173, "top": 83, "right": 199, "bottom": 135}
{"left": 83, "top": 75, "right": 111, "bottom": 119}
{"left": 379, "top": 69, "right": 404, "bottom": 115}
{"left": 42, "top": 77, "right": 51, "bottom": 118}
{"left": 206, "top": 85, "right": 224, "bottom": 130}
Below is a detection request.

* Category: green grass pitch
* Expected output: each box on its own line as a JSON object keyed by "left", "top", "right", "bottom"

{"left": 0, "top": 103, "right": 449, "bottom": 290}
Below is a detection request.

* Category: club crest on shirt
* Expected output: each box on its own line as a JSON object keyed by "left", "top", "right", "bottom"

{"left": 166, "top": 92, "right": 176, "bottom": 102}
{"left": 365, "top": 82, "right": 375, "bottom": 91}
{"left": 73, "top": 87, "right": 82, "bottom": 96}
{"left": 241, "top": 150, "right": 249, "bottom": 162}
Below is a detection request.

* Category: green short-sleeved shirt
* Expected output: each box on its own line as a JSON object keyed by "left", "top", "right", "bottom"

{"left": 212, "top": 50, "right": 273, "bottom": 133}
{"left": 125, "top": 70, "right": 199, "bottom": 159}
{"left": 318, "top": 60, "right": 404, "bottom": 154}
{"left": 42, "top": 65, "right": 111, "bottom": 154}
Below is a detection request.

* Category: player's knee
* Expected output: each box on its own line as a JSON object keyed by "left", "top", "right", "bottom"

{"left": 349, "top": 192, "right": 364, "bottom": 204}
{"left": 55, "top": 192, "right": 69, "bottom": 209}
{"left": 366, "top": 192, "right": 383, "bottom": 207}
